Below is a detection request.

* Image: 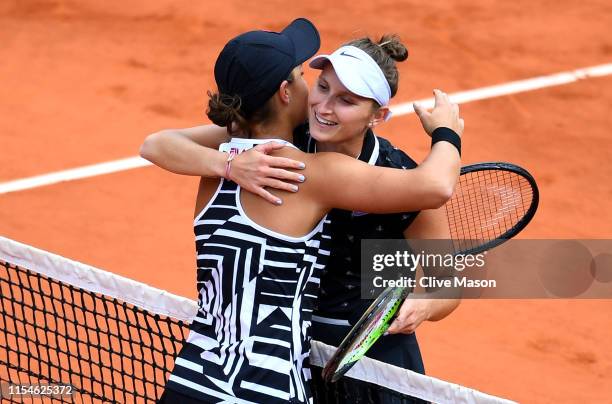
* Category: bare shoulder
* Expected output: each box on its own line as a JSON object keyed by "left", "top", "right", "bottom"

{"left": 273, "top": 149, "right": 355, "bottom": 176}
{"left": 268, "top": 145, "right": 321, "bottom": 169}
{"left": 308, "top": 151, "right": 375, "bottom": 179}
{"left": 268, "top": 145, "right": 309, "bottom": 159}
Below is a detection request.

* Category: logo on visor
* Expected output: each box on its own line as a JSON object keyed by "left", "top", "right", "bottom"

{"left": 339, "top": 51, "right": 361, "bottom": 60}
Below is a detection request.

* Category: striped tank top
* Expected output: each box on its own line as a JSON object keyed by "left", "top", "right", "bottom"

{"left": 166, "top": 138, "right": 332, "bottom": 403}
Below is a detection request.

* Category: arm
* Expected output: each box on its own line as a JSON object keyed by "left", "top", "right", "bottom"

{"left": 139, "top": 124, "right": 230, "bottom": 176}
{"left": 140, "top": 124, "right": 306, "bottom": 204}
{"left": 386, "top": 207, "right": 461, "bottom": 334}
{"left": 312, "top": 140, "right": 459, "bottom": 213}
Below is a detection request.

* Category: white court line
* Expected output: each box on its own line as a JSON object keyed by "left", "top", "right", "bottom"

{"left": 0, "top": 157, "right": 152, "bottom": 194}
{"left": 391, "top": 62, "right": 612, "bottom": 115}
{"left": 1, "top": 62, "right": 611, "bottom": 195}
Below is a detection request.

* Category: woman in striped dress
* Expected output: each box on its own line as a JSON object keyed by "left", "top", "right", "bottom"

{"left": 142, "top": 18, "right": 463, "bottom": 404}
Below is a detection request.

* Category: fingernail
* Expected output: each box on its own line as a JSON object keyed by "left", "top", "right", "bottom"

{"left": 276, "top": 199, "right": 282, "bottom": 205}
{"left": 298, "top": 162, "right": 306, "bottom": 169}
{"left": 298, "top": 175, "right": 305, "bottom": 182}
{"left": 383, "top": 331, "right": 390, "bottom": 336}
{"left": 292, "top": 185, "right": 299, "bottom": 192}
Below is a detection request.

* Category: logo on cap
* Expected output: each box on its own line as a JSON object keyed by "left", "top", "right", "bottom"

{"left": 339, "top": 51, "right": 361, "bottom": 60}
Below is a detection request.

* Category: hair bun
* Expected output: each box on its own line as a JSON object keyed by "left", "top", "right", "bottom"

{"left": 206, "top": 91, "right": 243, "bottom": 128}
{"left": 378, "top": 34, "right": 408, "bottom": 62}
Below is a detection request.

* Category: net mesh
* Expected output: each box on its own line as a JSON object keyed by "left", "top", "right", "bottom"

{"left": 0, "top": 249, "right": 189, "bottom": 403}
{"left": 0, "top": 236, "right": 515, "bottom": 404}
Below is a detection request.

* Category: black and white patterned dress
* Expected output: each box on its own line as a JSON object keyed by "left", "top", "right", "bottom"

{"left": 165, "top": 138, "right": 331, "bottom": 403}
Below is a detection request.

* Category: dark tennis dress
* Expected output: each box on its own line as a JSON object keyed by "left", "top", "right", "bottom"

{"left": 295, "top": 127, "right": 427, "bottom": 404}
{"left": 161, "top": 138, "right": 332, "bottom": 404}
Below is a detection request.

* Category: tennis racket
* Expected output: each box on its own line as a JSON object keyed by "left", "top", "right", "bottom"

{"left": 322, "top": 162, "right": 539, "bottom": 382}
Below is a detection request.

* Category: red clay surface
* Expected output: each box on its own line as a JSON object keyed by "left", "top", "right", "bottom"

{"left": 1, "top": 1, "right": 612, "bottom": 402}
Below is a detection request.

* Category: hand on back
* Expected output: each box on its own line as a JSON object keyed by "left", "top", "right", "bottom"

{"left": 230, "top": 142, "right": 306, "bottom": 205}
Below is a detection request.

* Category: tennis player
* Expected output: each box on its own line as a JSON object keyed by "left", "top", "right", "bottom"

{"left": 305, "top": 37, "right": 460, "bottom": 404}
{"left": 144, "top": 29, "right": 460, "bottom": 404}
{"left": 143, "top": 19, "right": 463, "bottom": 404}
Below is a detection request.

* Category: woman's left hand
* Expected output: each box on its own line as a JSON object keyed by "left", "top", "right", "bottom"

{"left": 386, "top": 298, "right": 431, "bottom": 334}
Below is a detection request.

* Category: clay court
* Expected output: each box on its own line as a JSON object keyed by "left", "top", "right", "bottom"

{"left": 1, "top": 0, "right": 612, "bottom": 402}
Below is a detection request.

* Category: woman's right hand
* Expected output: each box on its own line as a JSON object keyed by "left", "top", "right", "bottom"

{"left": 229, "top": 142, "right": 306, "bottom": 205}
{"left": 413, "top": 89, "right": 464, "bottom": 136}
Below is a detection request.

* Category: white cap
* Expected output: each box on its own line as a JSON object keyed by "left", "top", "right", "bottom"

{"left": 309, "top": 45, "right": 392, "bottom": 111}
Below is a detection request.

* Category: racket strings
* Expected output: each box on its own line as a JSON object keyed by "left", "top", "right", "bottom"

{"left": 449, "top": 171, "right": 531, "bottom": 234}
{"left": 446, "top": 170, "right": 534, "bottom": 252}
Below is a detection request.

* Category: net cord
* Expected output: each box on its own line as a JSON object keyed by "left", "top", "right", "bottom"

{"left": 0, "top": 236, "right": 198, "bottom": 322}
{"left": 310, "top": 341, "right": 517, "bottom": 404}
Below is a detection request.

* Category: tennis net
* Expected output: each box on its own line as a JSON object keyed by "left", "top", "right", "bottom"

{"left": 0, "top": 236, "right": 515, "bottom": 403}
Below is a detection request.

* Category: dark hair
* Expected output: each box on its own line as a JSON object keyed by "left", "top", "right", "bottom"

{"left": 206, "top": 70, "right": 296, "bottom": 137}
{"left": 344, "top": 34, "right": 408, "bottom": 98}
